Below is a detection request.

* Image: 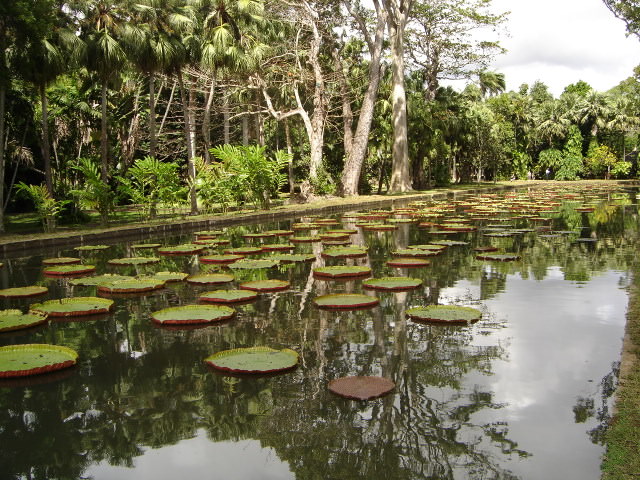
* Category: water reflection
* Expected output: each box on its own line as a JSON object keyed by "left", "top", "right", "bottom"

{"left": 0, "top": 186, "right": 638, "bottom": 479}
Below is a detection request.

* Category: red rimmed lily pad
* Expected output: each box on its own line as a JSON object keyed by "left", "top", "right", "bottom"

{"left": 475, "top": 253, "right": 521, "bottom": 261}
{"left": 199, "top": 289, "right": 258, "bottom": 304}
{"left": 261, "top": 244, "right": 295, "bottom": 252}
{"left": 200, "top": 254, "right": 245, "bottom": 264}
{"left": 321, "top": 239, "right": 351, "bottom": 246}
{"left": 392, "top": 249, "right": 441, "bottom": 258}
{"left": 0, "top": 310, "right": 48, "bottom": 332}
{"left": 224, "top": 246, "right": 264, "bottom": 255}
{"left": 290, "top": 235, "right": 321, "bottom": 243}
{"left": 194, "top": 238, "right": 230, "bottom": 246}
{"left": 263, "top": 229, "right": 294, "bottom": 237}
{"left": 239, "top": 279, "right": 290, "bottom": 292}
{"left": 195, "top": 230, "right": 224, "bottom": 239}
{"left": 387, "top": 258, "right": 431, "bottom": 268}
{"left": 30, "top": 296, "right": 114, "bottom": 317}
{"left": 430, "top": 240, "right": 469, "bottom": 246}
{"left": 204, "top": 346, "right": 299, "bottom": 374}
{"left": 151, "top": 304, "right": 236, "bottom": 325}
{"left": 74, "top": 244, "right": 110, "bottom": 252}
{"left": 228, "top": 259, "right": 279, "bottom": 270}
{"left": 362, "top": 276, "right": 422, "bottom": 291}
{"left": 313, "top": 266, "right": 372, "bottom": 279}
{"left": 328, "top": 376, "right": 395, "bottom": 400}
{"left": 131, "top": 243, "right": 161, "bottom": 249}
{"left": 42, "top": 257, "right": 81, "bottom": 265}
{"left": 186, "top": 273, "right": 235, "bottom": 285}
{"left": 474, "top": 246, "right": 499, "bottom": 253}
{"left": 0, "top": 285, "right": 48, "bottom": 298}
{"left": 157, "top": 244, "right": 205, "bottom": 255}
{"left": 0, "top": 344, "right": 78, "bottom": 378}
{"left": 151, "top": 271, "right": 189, "bottom": 283}
{"left": 43, "top": 264, "right": 96, "bottom": 276}
{"left": 313, "top": 293, "right": 379, "bottom": 310}
{"left": 406, "top": 305, "right": 482, "bottom": 324}
{"left": 361, "top": 223, "right": 397, "bottom": 231}
{"left": 97, "top": 278, "right": 166, "bottom": 294}
{"left": 70, "top": 274, "right": 133, "bottom": 286}
{"left": 408, "top": 244, "right": 447, "bottom": 252}
{"left": 319, "top": 232, "right": 351, "bottom": 241}
{"left": 270, "top": 253, "right": 316, "bottom": 263}
{"left": 108, "top": 257, "right": 160, "bottom": 266}
{"left": 321, "top": 246, "right": 368, "bottom": 258}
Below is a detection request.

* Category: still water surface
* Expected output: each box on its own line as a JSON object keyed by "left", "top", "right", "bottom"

{"left": 0, "top": 186, "right": 637, "bottom": 480}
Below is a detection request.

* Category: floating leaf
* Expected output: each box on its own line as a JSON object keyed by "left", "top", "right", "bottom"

{"left": 224, "top": 247, "right": 263, "bottom": 255}
{"left": 261, "top": 244, "right": 295, "bottom": 252}
{"left": 42, "top": 257, "right": 81, "bottom": 265}
{"left": 429, "top": 240, "right": 469, "bottom": 246}
{"left": 43, "top": 265, "right": 96, "bottom": 276}
{"left": 328, "top": 376, "right": 395, "bottom": 400}
{"left": 406, "top": 305, "right": 481, "bottom": 324}
{"left": 290, "top": 235, "right": 321, "bottom": 243}
{"left": 157, "top": 244, "right": 205, "bottom": 255}
{"left": 263, "top": 230, "right": 294, "bottom": 236}
{"left": 475, "top": 253, "right": 521, "bottom": 261}
{"left": 313, "top": 266, "right": 372, "bottom": 279}
{"left": 152, "top": 304, "right": 235, "bottom": 325}
{"left": 0, "top": 310, "right": 48, "bottom": 332}
{"left": 474, "top": 246, "right": 499, "bottom": 253}
{"left": 362, "top": 277, "right": 422, "bottom": 291}
{"left": 186, "top": 273, "right": 235, "bottom": 285}
{"left": 108, "top": 257, "right": 160, "bottom": 266}
{"left": 131, "top": 243, "right": 161, "bottom": 249}
{"left": 70, "top": 274, "right": 133, "bottom": 286}
{"left": 392, "top": 249, "right": 441, "bottom": 258}
{"left": 200, "top": 289, "right": 258, "bottom": 304}
{"left": 0, "top": 286, "right": 48, "bottom": 298}
{"left": 200, "top": 254, "right": 244, "bottom": 264}
{"left": 74, "top": 245, "right": 110, "bottom": 251}
{"left": 313, "top": 293, "right": 379, "bottom": 310}
{"left": 270, "top": 253, "right": 316, "bottom": 263}
{"left": 228, "top": 259, "right": 278, "bottom": 270}
{"left": 239, "top": 279, "right": 290, "bottom": 292}
{"left": 98, "top": 278, "right": 166, "bottom": 294}
{"left": 205, "top": 347, "right": 298, "bottom": 374}
{"left": 0, "top": 344, "right": 78, "bottom": 378}
{"left": 30, "top": 297, "right": 114, "bottom": 317}
{"left": 151, "top": 271, "right": 188, "bottom": 282}
{"left": 321, "top": 246, "right": 368, "bottom": 258}
{"left": 386, "top": 258, "right": 431, "bottom": 268}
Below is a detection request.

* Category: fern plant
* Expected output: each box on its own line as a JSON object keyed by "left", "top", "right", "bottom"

{"left": 69, "top": 157, "right": 115, "bottom": 226}
{"left": 15, "top": 183, "right": 68, "bottom": 232}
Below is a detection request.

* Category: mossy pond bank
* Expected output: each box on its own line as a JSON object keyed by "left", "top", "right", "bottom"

{"left": 0, "top": 184, "right": 638, "bottom": 479}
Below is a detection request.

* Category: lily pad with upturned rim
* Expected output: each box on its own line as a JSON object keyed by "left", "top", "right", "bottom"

{"left": 42, "top": 257, "right": 82, "bottom": 266}
{"left": 0, "top": 344, "right": 78, "bottom": 378}
{"left": 0, "top": 310, "right": 48, "bottom": 332}
{"left": 392, "top": 249, "right": 441, "bottom": 258}
{"left": 406, "top": 305, "right": 481, "bottom": 324}
{"left": 290, "top": 235, "right": 321, "bottom": 243}
{"left": 151, "top": 304, "right": 236, "bottom": 325}
{"left": 270, "top": 253, "right": 316, "bottom": 263}
{"left": 475, "top": 253, "right": 521, "bottom": 261}
{"left": 228, "top": 259, "right": 279, "bottom": 270}
{"left": 97, "top": 278, "right": 166, "bottom": 294}
{"left": 0, "top": 285, "right": 49, "bottom": 298}
{"left": 186, "top": 273, "right": 235, "bottom": 285}
{"left": 43, "top": 264, "right": 96, "bottom": 276}
{"left": 313, "top": 293, "right": 379, "bottom": 310}
{"left": 74, "top": 245, "right": 111, "bottom": 252}
{"left": 313, "top": 266, "right": 372, "bottom": 279}
{"left": 200, "top": 254, "right": 245, "bottom": 264}
{"left": 131, "top": 243, "right": 161, "bottom": 249}
{"left": 362, "top": 277, "right": 422, "bottom": 291}
{"left": 108, "top": 257, "right": 160, "bottom": 266}
{"left": 151, "top": 271, "right": 189, "bottom": 283}
{"left": 321, "top": 246, "right": 368, "bottom": 259}
{"left": 30, "top": 297, "right": 114, "bottom": 317}
{"left": 157, "top": 244, "right": 205, "bottom": 255}
{"left": 386, "top": 258, "right": 431, "bottom": 268}
{"left": 239, "top": 279, "right": 290, "bottom": 292}
{"left": 224, "top": 246, "right": 264, "bottom": 255}
{"left": 70, "top": 274, "right": 133, "bottom": 286}
{"left": 328, "top": 376, "right": 395, "bottom": 400}
{"left": 199, "top": 289, "right": 258, "bottom": 304}
{"left": 204, "top": 346, "right": 298, "bottom": 374}
{"left": 261, "top": 244, "right": 295, "bottom": 252}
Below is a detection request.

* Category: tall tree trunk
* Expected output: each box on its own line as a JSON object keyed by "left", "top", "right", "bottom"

{"left": 100, "top": 80, "right": 109, "bottom": 183}
{"left": 149, "top": 72, "right": 157, "bottom": 158}
{"left": 39, "top": 85, "right": 52, "bottom": 195}
{"left": 223, "top": 90, "right": 230, "bottom": 144}
{"left": 242, "top": 115, "right": 249, "bottom": 145}
{"left": 339, "top": 0, "right": 386, "bottom": 196}
{"left": 255, "top": 93, "right": 265, "bottom": 146}
{"left": 284, "top": 117, "right": 294, "bottom": 193}
{"left": 188, "top": 82, "right": 197, "bottom": 158}
{"left": 202, "top": 77, "right": 215, "bottom": 163}
{"left": 177, "top": 71, "right": 198, "bottom": 215}
{"left": 0, "top": 83, "right": 5, "bottom": 232}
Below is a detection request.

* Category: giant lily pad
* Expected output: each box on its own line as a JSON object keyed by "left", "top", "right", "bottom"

{"left": 239, "top": 279, "right": 290, "bottom": 292}
{"left": 290, "top": 235, "right": 321, "bottom": 243}
{"left": 30, "top": 297, "right": 114, "bottom": 317}
{"left": 151, "top": 271, "right": 189, "bottom": 283}
{"left": 0, "top": 344, "right": 78, "bottom": 378}
{"left": 261, "top": 244, "right": 295, "bottom": 252}
{"left": 319, "top": 232, "right": 351, "bottom": 241}
{"left": 271, "top": 253, "right": 316, "bottom": 263}
{"left": 321, "top": 246, "right": 368, "bottom": 259}
{"left": 263, "top": 230, "right": 294, "bottom": 237}
{"left": 43, "top": 264, "right": 96, "bottom": 276}
{"left": 313, "top": 293, "right": 379, "bottom": 310}
{"left": 200, "top": 289, "right": 258, "bottom": 304}
{"left": 70, "top": 274, "right": 133, "bottom": 286}
{"left": 108, "top": 257, "right": 160, "bottom": 266}
{"left": 429, "top": 240, "right": 469, "bottom": 246}
{"left": 97, "top": 278, "right": 166, "bottom": 294}
{"left": 195, "top": 230, "right": 224, "bottom": 239}
{"left": 42, "top": 257, "right": 81, "bottom": 265}
{"left": 204, "top": 346, "right": 298, "bottom": 374}
{"left": 224, "top": 246, "right": 264, "bottom": 255}
{"left": 74, "top": 245, "right": 110, "bottom": 252}
{"left": 228, "top": 259, "right": 278, "bottom": 270}
{"left": 392, "top": 249, "right": 441, "bottom": 258}
{"left": 361, "top": 223, "right": 397, "bottom": 231}
{"left": 406, "top": 305, "right": 481, "bottom": 324}
{"left": 0, "top": 285, "right": 48, "bottom": 298}
{"left": 151, "top": 304, "right": 235, "bottom": 325}
{"left": 186, "top": 273, "right": 235, "bottom": 285}
{"left": 0, "top": 310, "right": 48, "bottom": 332}
{"left": 328, "top": 376, "right": 395, "bottom": 400}
{"left": 387, "top": 258, "right": 430, "bottom": 268}
{"left": 200, "top": 254, "right": 245, "bottom": 264}
{"left": 131, "top": 243, "right": 161, "bottom": 249}
{"left": 313, "top": 266, "right": 372, "bottom": 279}
{"left": 475, "top": 253, "right": 521, "bottom": 261}
{"left": 407, "top": 244, "right": 447, "bottom": 252}
{"left": 158, "top": 244, "right": 205, "bottom": 255}
{"left": 362, "top": 277, "right": 422, "bottom": 291}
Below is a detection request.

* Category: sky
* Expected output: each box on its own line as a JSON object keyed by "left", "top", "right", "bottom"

{"left": 484, "top": 0, "right": 640, "bottom": 96}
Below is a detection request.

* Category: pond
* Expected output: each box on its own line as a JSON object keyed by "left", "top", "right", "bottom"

{"left": 0, "top": 185, "right": 638, "bottom": 480}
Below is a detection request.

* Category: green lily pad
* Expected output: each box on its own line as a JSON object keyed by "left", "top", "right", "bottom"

{"left": 200, "top": 289, "right": 258, "bottom": 304}
{"left": 43, "top": 264, "right": 96, "bottom": 276}
{"left": 200, "top": 254, "right": 245, "bottom": 264}
{"left": 42, "top": 257, "right": 81, "bottom": 265}
{"left": 204, "top": 346, "right": 299, "bottom": 374}
{"left": 70, "top": 274, "right": 133, "bottom": 286}
{"left": 475, "top": 253, "right": 521, "bottom": 261}
{"left": 313, "top": 293, "right": 379, "bottom": 310}
{"left": 386, "top": 258, "right": 431, "bottom": 268}
{"left": 30, "top": 296, "right": 114, "bottom": 317}
{"left": 151, "top": 271, "right": 189, "bottom": 282}
{"left": 429, "top": 240, "right": 469, "bottom": 246}
{"left": 361, "top": 223, "right": 397, "bottom": 231}
{"left": 108, "top": 257, "right": 160, "bottom": 266}
{"left": 74, "top": 245, "right": 110, "bottom": 251}
{"left": 321, "top": 239, "right": 351, "bottom": 246}
{"left": 362, "top": 277, "right": 422, "bottom": 291}
{"left": 0, "top": 310, "right": 48, "bottom": 332}
{"left": 224, "top": 247, "right": 264, "bottom": 255}
{"left": 290, "top": 235, "right": 321, "bottom": 243}
{"left": 157, "top": 244, "right": 205, "bottom": 255}
{"left": 328, "top": 376, "right": 395, "bottom": 400}
{"left": 97, "top": 278, "right": 166, "bottom": 294}
{"left": 392, "top": 249, "right": 441, "bottom": 258}
{"left": 261, "top": 244, "right": 295, "bottom": 252}
{"left": 271, "top": 253, "right": 316, "bottom": 263}
{"left": 321, "top": 246, "right": 368, "bottom": 258}
{"left": 131, "top": 243, "right": 161, "bottom": 249}
{"left": 228, "top": 259, "right": 278, "bottom": 270}
{"left": 238, "top": 279, "right": 290, "bottom": 292}
{"left": 195, "top": 230, "right": 224, "bottom": 239}
{"left": 0, "top": 344, "right": 78, "bottom": 378}
{"left": 319, "top": 232, "right": 351, "bottom": 240}
{"left": 243, "top": 232, "right": 274, "bottom": 239}
{"left": 313, "top": 266, "right": 372, "bottom": 279}
{"left": 406, "top": 305, "right": 482, "bottom": 324}
{"left": 152, "top": 304, "right": 235, "bottom": 325}
{"left": 263, "top": 230, "right": 294, "bottom": 236}
{"left": 194, "top": 238, "right": 230, "bottom": 246}
{"left": 0, "top": 285, "right": 48, "bottom": 298}
{"left": 407, "top": 244, "right": 447, "bottom": 252}
{"left": 474, "top": 246, "right": 499, "bottom": 253}
{"left": 186, "top": 273, "right": 235, "bottom": 285}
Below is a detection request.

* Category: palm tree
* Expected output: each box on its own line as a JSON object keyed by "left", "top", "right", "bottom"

{"left": 534, "top": 99, "right": 570, "bottom": 149}
{"left": 478, "top": 70, "right": 506, "bottom": 98}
